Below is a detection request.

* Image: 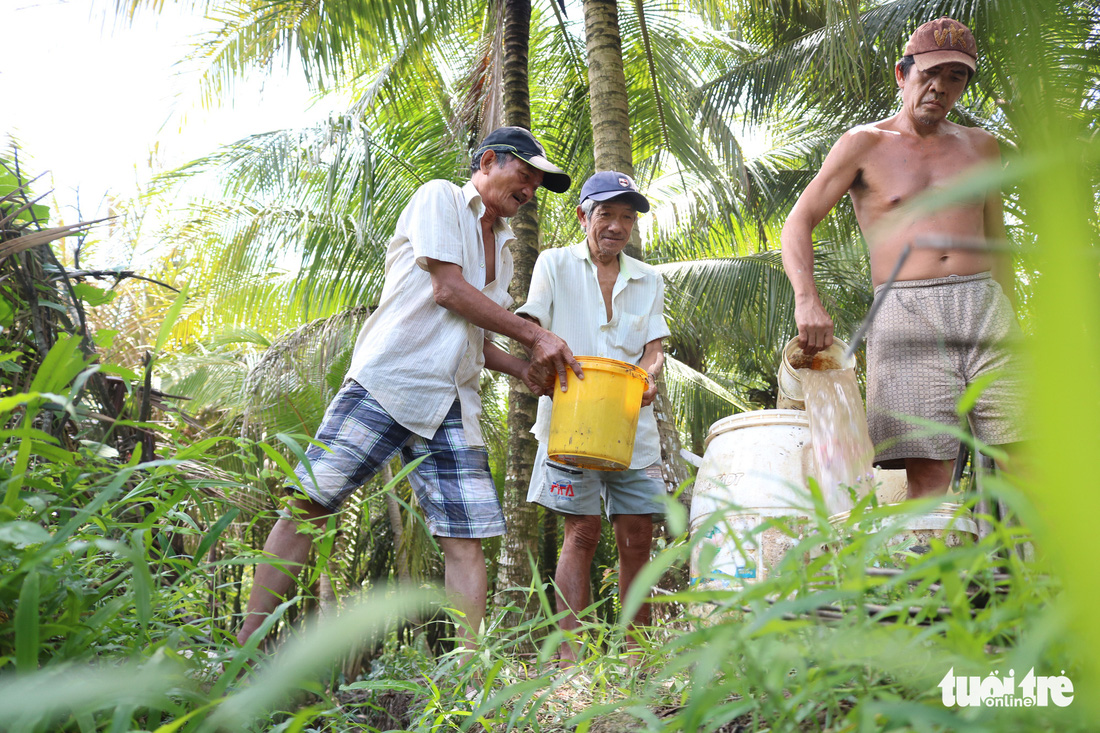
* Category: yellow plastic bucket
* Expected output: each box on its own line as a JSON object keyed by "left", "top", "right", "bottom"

{"left": 548, "top": 356, "right": 647, "bottom": 470}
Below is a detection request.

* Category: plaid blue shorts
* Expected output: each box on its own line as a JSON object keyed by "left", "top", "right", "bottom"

{"left": 290, "top": 380, "right": 505, "bottom": 538}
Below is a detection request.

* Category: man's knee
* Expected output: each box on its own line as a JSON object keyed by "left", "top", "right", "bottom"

{"left": 289, "top": 495, "right": 332, "bottom": 520}
{"left": 613, "top": 514, "right": 653, "bottom": 561}
{"left": 268, "top": 497, "right": 332, "bottom": 543}
{"left": 905, "top": 458, "right": 952, "bottom": 498}
{"left": 437, "top": 536, "right": 485, "bottom": 564}
{"left": 563, "top": 515, "right": 603, "bottom": 554}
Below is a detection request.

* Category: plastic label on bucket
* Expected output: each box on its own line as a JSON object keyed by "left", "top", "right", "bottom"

{"left": 690, "top": 564, "right": 758, "bottom": 586}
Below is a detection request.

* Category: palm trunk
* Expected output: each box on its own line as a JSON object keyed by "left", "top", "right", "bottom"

{"left": 583, "top": 0, "right": 633, "bottom": 175}
{"left": 496, "top": 0, "right": 542, "bottom": 614}
{"left": 583, "top": 0, "right": 690, "bottom": 500}
{"left": 383, "top": 464, "right": 411, "bottom": 585}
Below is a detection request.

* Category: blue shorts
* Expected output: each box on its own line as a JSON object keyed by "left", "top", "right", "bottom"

{"left": 291, "top": 380, "right": 505, "bottom": 538}
{"left": 526, "top": 444, "right": 664, "bottom": 518}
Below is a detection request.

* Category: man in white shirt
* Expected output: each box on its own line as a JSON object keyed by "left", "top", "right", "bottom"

{"left": 518, "top": 171, "right": 670, "bottom": 666}
{"left": 237, "top": 127, "right": 583, "bottom": 658}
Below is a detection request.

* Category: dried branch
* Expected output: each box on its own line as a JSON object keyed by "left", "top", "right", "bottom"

{"left": 0, "top": 190, "right": 52, "bottom": 230}
{"left": 54, "top": 269, "right": 181, "bottom": 293}
{"left": 0, "top": 218, "right": 113, "bottom": 262}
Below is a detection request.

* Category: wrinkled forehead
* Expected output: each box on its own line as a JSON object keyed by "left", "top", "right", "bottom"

{"left": 520, "top": 158, "right": 546, "bottom": 183}
{"left": 589, "top": 198, "right": 640, "bottom": 215}
{"left": 494, "top": 152, "right": 545, "bottom": 182}
{"left": 897, "top": 58, "right": 971, "bottom": 77}
{"left": 924, "top": 61, "right": 971, "bottom": 74}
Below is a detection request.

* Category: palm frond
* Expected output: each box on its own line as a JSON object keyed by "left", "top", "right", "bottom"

{"left": 663, "top": 354, "right": 751, "bottom": 450}
{"left": 657, "top": 240, "right": 870, "bottom": 375}
{"left": 240, "top": 306, "right": 371, "bottom": 440}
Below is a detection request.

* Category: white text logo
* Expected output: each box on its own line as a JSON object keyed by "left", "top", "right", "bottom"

{"left": 938, "top": 668, "right": 1074, "bottom": 707}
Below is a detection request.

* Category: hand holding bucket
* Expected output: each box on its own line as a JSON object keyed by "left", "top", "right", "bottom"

{"left": 529, "top": 329, "right": 584, "bottom": 393}
{"left": 776, "top": 336, "right": 855, "bottom": 410}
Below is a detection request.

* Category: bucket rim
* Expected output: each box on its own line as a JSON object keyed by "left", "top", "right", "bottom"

{"left": 780, "top": 336, "right": 855, "bottom": 374}
{"left": 704, "top": 409, "right": 809, "bottom": 447}
{"left": 827, "top": 501, "right": 978, "bottom": 534}
{"left": 573, "top": 355, "right": 647, "bottom": 380}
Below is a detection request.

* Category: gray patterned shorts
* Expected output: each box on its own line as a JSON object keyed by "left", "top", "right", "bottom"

{"left": 527, "top": 445, "right": 664, "bottom": 518}
{"left": 866, "top": 272, "right": 1025, "bottom": 469}
{"left": 291, "top": 380, "right": 505, "bottom": 538}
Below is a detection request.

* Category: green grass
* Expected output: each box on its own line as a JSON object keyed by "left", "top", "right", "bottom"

{"left": 0, "top": 419, "right": 1089, "bottom": 732}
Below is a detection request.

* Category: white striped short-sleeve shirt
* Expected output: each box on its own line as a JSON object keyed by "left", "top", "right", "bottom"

{"left": 345, "top": 180, "right": 514, "bottom": 445}
{"left": 517, "top": 240, "right": 670, "bottom": 468}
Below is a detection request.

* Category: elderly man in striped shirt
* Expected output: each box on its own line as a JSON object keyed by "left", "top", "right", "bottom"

{"left": 237, "top": 127, "right": 583, "bottom": 660}
{"left": 518, "top": 171, "right": 669, "bottom": 667}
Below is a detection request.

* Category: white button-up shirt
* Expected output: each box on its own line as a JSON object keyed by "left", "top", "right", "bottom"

{"left": 517, "top": 240, "right": 671, "bottom": 468}
{"left": 346, "top": 180, "right": 514, "bottom": 445}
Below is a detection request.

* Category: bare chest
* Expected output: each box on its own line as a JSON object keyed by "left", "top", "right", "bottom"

{"left": 851, "top": 135, "right": 985, "bottom": 213}
{"left": 597, "top": 269, "right": 618, "bottom": 322}
{"left": 480, "top": 221, "right": 496, "bottom": 284}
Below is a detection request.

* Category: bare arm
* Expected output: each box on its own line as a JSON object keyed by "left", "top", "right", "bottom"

{"left": 484, "top": 340, "right": 551, "bottom": 396}
{"left": 516, "top": 313, "right": 540, "bottom": 359}
{"left": 515, "top": 313, "right": 557, "bottom": 391}
{"left": 978, "top": 132, "right": 1015, "bottom": 308}
{"left": 425, "top": 259, "right": 583, "bottom": 390}
{"left": 639, "top": 338, "right": 664, "bottom": 407}
{"left": 781, "top": 130, "right": 867, "bottom": 354}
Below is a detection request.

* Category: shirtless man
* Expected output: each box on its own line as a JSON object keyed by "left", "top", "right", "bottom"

{"left": 781, "top": 17, "right": 1023, "bottom": 498}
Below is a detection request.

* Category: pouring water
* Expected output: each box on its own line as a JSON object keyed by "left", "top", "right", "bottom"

{"left": 800, "top": 367, "right": 876, "bottom": 514}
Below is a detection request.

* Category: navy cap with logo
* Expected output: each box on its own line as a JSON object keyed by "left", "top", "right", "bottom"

{"left": 474, "top": 127, "right": 571, "bottom": 193}
{"left": 579, "top": 170, "right": 650, "bottom": 213}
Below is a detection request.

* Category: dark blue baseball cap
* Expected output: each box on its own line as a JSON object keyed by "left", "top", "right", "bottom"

{"left": 579, "top": 170, "right": 650, "bottom": 213}
{"left": 474, "top": 127, "right": 571, "bottom": 193}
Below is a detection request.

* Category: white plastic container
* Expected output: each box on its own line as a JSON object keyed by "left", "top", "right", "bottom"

{"left": 873, "top": 467, "right": 909, "bottom": 504}
{"left": 689, "top": 410, "right": 814, "bottom": 589}
{"left": 829, "top": 502, "right": 979, "bottom": 549}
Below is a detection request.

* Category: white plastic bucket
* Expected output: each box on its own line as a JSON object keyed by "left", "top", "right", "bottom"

{"left": 689, "top": 410, "right": 814, "bottom": 589}
{"left": 829, "top": 502, "right": 978, "bottom": 550}
{"left": 873, "top": 468, "right": 909, "bottom": 504}
{"left": 776, "top": 336, "right": 855, "bottom": 410}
